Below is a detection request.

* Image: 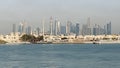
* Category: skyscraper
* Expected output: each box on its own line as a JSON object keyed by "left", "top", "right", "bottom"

{"left": 70, "top": 23, "right": 75, "bottom": 34}
{"left": 26, "top": 26, "right": 32, "bottom": 35}
{"left": 75, "top": 23, "right": 80, "bottom": 36}
{"left": 61, "top": 26, "right": 66, "bottom": 34}
{"left": 18, "top": 23, "right": 22, "bottom": 34}
{"left": 54, "top": 20, "right": 61, "bottom": 35}
{"left": 107, "top": 22, "right": 111, "bottom": 35}
{"left": 87, "top": 17, "right": 92, "bottom": 35}
{"left": 18, "top": 21, "right": 26, "bottom": 34}
{"left": 93, "top": 24, "right": 106, "bottom": 35}
{"left": 93, "top": 24, "right": 100, "bottom": 35}
{"left": 50, "top": 17, "right": 53, "bottom": 35}
{"left": 81, "top": 17, "right": 92, "bottom": 35}
{"left": 66, "top": 21, "right": 71, "bottom": 35}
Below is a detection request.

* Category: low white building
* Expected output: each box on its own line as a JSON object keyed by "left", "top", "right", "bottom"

{"left": 0, "top": 32, "right": 21, "bottom": 43}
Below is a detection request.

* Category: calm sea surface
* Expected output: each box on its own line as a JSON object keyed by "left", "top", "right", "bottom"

{"left": 0, "top": 44, "right": 120, "bottom": 68}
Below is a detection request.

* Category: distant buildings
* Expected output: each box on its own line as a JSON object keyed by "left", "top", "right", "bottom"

{"left": 75, "top": 23, "right": 80, "bottom": 36}
{"left": 26, "top": 26, "right": 31, "bottom": 35}
{"left": 93, "top": 24, "right": 105, "bottom": 35}
{"left": 107, "top": 22, "right": 111, "bottom": 35}
{"left": 11, "top": 18, "right": 112, "bottom": 36}
{"left": 66, "top": 21, "right": 71, "bottom": 35}
{"left": 93, "top": 22, "right": 112, "bottom": 35}
{"left": 61, "top": 26, "right": 66, "bottom": 34}
{"left": 18, "top": 22, "right": 26, "bottom": 34}
{"left": 0, "top": 18, "right": 114, "bottom": 44}
{"left": 54, "top": 20, "right": 61, "bottom": 35}
{"left": 50, "top": 17, "right": 53, "bottom": 35}
{"left": 81, "top": 18, "right": 92, "bottom": 35}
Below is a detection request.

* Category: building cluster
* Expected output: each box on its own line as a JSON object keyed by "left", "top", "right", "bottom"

{"left": 0, "top": 17, "right": 113, "bottom": 44}
{"left": 49, "top": 17, "right": 111, "bottom": 36}
{"left": 11, "top": 17, "right": 112, "bottom": 37}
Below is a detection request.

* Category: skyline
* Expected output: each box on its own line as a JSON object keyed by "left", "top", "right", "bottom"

{"left": 11, "top": 19, "right": 111, "bottom": 36}
{"left": 0, "top": 0, "right": 120, "bottom": 34}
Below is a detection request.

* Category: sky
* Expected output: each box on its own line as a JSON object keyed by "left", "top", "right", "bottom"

{"left": 0, "top": 0, "right": 120, "bottom": 34}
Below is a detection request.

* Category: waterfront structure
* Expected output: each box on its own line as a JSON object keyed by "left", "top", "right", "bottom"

{"left": 0, "top": 32, "right": 21, "bottom": 43}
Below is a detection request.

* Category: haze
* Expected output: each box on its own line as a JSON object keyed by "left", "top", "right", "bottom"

{"left": 0, "top": 0, "right": 120, "bottom": 34}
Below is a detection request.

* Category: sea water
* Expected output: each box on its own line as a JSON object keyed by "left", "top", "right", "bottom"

{"left": 0, "top": 44, "right": 120, "bottom": 68}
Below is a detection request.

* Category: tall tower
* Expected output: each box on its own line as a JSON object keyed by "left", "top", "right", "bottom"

{"left": 26, "top": 26, "right": 32, "bottom": 35}
{"left": 50, "top": 17, "right": 53, "bottom": 35}
{"left": 55, "top": 20, "right": 57, "bottom": 35}
{"left": 75, "top": 23, "right": 80, "bottom": 36}
{"left": 57, "top": 21, "right": 61, "bottom": 35}
{"left": 18, "top": 23, "right": 23, "bottom": 34}
{"left": 18, "top": 20, "right": 27, "bottom": 34}
{"left": 87, "top": 17, "right": 92, "bottom": 35}
{"left": 107, "top": 22, "right": 111, "bottom": 35}
{"left": 55, "top": 20, "right": 61, "bottom": 35}
{"left": 66, "top": 21, "right": 71, "bottom": 35}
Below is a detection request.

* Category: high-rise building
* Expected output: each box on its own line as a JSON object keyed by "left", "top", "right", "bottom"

{"left": 81, "top": 24, "right": 87, "bottom": 35}
{"left": 12, "top": 24, "right": 16, "bottom": 34}
{"left": 66, "top": 21, "right": 71, "bottom": 35}
{"left": 18, "top": 21, "right": 26, "bottom": 34}
{"left": 61, "top": 26, "right": 66, "bottom": 35}
{"left": 93, "top": 24, "right": 106, "bottom": 35}
{"left": 26, "top": 26, "right": 32, "bottom": 35}
{"left": 81, "top": 17, "right": 92, "bottom": 35}
{"left": 54, "top": 20, "right": 61, "bottom": 35}
{"left": 75, "top": 23, "right": 80, "bottom": 36}
{"left": 70, "top": 23, "right": 75, "bottom": 34}
{"left": 93, "top": 24, "right": 100, "bottom": 35}
{"left": 18, "top": 23, "right": 23, "bottom": 34}
{"left": 107, "top": 22, "right": 111, "bottom": 35}
{"left": 50, "top": 17, "right": 53, "bottom": 35}
{"left": 104, "top": 25, "right": 107, "bottom": 34}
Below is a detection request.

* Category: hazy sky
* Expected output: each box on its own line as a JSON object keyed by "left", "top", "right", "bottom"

{"left": 0, "top": 0, "right": 120, "bottom": 34}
